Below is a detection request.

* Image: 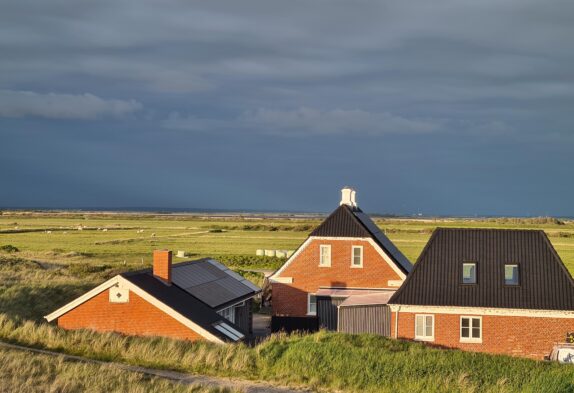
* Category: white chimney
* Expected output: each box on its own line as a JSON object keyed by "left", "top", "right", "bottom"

{"left": 340, "top": 187, "right": 358, "bottom": 208}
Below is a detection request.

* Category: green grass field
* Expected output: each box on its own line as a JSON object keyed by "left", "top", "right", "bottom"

{"left": 1, "top": 211, "right": 574, "bottom": 392}
{"left": 1, "top": 213, "right": 573, "bottom": 271}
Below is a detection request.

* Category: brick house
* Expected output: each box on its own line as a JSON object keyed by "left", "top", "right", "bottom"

{"left": 270, "top": 187, "right": 413, "bottom": 330}
{"left": 388, "top": 228, "right": 574, "bottom": 359}
{"left": 45, "top": 250, "right": 260, "bottom": 343}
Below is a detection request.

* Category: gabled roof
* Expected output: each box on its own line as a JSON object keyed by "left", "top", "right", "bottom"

{"left": 121, "top": 273, "right": 245, "bottom": 342}
{"left": 46, "top": 258, "right": 261, "bottom": 342}
{"left": 389, "top": 228, "right": 574, "bottom": 311}
{"left": 124, "top": 258, "right": 260, "bottom": 310}
{"left": 310, "top": 204, "right": 412, "bottom": 274}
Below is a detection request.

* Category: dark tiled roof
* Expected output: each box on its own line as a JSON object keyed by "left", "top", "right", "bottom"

{"left": 310, "top": 204, "right": 412, "bottom": 273}
{"left": 122, "top": 258, "right": 261, "bottom": 341}
{"left": 122, "top": 272, "right": 239, "bottom": 342}
{"left": 389, "top": 228, "right": 574, "bottom": 310}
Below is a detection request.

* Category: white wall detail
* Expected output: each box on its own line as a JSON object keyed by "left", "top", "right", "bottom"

{"left": 109, "top": 287, "right": 129, "bottom": 303}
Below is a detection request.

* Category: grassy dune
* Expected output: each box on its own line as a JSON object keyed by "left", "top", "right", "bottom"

{"left": 0, "top": 346, "right": 238, "bottom": 393}
{"left": 1, "top": 314, "right": 574, "bottom": 393}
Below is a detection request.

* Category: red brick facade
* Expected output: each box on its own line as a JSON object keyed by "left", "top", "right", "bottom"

{"left": 58, "top": 289, "right": 203, "bottom": 341}
{"left": 391, "top": 310, "right": 574, "bottom": 359}
{"left": 272, "top": 238, "right": 404, "bottom": 316}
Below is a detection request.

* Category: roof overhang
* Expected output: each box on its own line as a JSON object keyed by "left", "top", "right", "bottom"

{"left": 44, "top": 275, "right": 238, "bottom": 343}
{"left": 388, "top": 304, "right": 574, "bottom": 319}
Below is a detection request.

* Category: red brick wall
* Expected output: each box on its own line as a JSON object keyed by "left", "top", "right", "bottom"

{"left": 391, "top": 311, "right": 574, "bottom": 359}
{"left": 58, "top": 289, "right": 203, "bottom": 341}
{"left": 272, "top": 238, "right": 403, "bottom": 316}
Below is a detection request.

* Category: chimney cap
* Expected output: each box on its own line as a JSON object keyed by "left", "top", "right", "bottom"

{"left": 340, "top": 187, "right": 358, "bottom": 208}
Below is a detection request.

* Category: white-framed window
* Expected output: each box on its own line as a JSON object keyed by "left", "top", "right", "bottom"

{"left": 415, "top": 314, "right": 434, "bottom": 341}
{"left": 505, "top": 264, "right": 519, "bottom": 286}
{"left": 460, "top": 316, "right": 482, "bottom": 343}
{"left": 351, "top": 245, "right": 363, "bottom": 268}
{"left": 307, "top": 293, "right": 317, "bottom": 315}
{"left": 217, "top": 306, "right": 236, "bottom": 324}
{"left": 319, "top": 245, "right": 331, "bottom": 267}
{"left": 462, "top": 262, "right": 477, "bottom": 284}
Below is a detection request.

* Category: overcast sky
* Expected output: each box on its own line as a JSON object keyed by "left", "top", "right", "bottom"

{"left": 1, "top": 0, "right": 573, "bottom": 216}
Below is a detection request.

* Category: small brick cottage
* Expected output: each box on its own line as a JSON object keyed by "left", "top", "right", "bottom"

{"left": 45, "top": 250, "right": 260, "bottom": 343}
{"left": 270, "top": 187, "right": 413, "bottom": 331}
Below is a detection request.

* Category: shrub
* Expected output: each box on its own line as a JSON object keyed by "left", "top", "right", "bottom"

{"left": 0, "top": 245, "right": 19, "bottom": 253}
{"left": 68, "top": 264, "right": 111, "bottom": 278}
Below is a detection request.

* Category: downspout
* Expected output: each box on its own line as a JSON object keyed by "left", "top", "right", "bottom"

{"left": 394, "top": 306, "right": 401, "bottom": 339}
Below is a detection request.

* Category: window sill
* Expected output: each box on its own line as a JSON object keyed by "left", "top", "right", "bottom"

{"left": 350, "top": 265, "right": 363, "bottom": 268}
{"left": 318, "top": 265, "right": 331, "bottom": 268}
{"left": 306, "top": 312, "right": 317, "bottom": 316}
{"left": 414, "top": 337, "right": 434, "bottom": 342}
{"left": 460, "top": 338, "right": 482, "bottom": 344}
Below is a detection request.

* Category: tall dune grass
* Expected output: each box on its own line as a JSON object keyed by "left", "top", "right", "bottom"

{"left": 0, "top": 347, "right": 239, "bottom": 393}
{"left": 1, "top": 314, "right": 574, "bottom": 392}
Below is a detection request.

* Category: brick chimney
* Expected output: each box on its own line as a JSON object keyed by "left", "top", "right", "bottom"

{"left": 153, "top": 250, "right": 172, "bottom": 285}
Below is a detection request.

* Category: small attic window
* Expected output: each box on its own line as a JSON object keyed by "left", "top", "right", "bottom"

{"left": 505, "top": 264, "right": 520, "bottom": 286}
{"left": 462, "top": 262, "right": 477, "bottom": 284}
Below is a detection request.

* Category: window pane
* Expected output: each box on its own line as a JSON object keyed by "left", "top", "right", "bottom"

{"left": 352, "top": 247, "right": 362, "bottom": 266}
{"left": 309, "top": 295, "right": 317, "bottom": 314}
{"left": 461, "top": 318, "right": 469, "bottom": 328}
{"left": 505, "top": 265, "right": 519, "bottom": 285}
{"left": 461, "top": 327, "right": 469, "bottom": 338}
{"left": 472, "top": 318, "right": 480, "bottom": 329}
{"left": 472, "top": 327, "right": 481, "bottom": 338}
{"left": 425, "top": 316, "right": 433, "bottom": 337}
{"left": 320, "top": 246, "right": 330, "bottom": 265}
{"left": 416, "top": 316, "right": 424, "bottom": 336}
{"left": 463, "top": 263, "right": 476, "bottom": 284}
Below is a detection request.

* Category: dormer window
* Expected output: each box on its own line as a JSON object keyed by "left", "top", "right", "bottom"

{"left": 462, "top": 262, "right": 476, "bottom": 284}
{"left": 505, "top": 264, "right": 519, "bottom": 285}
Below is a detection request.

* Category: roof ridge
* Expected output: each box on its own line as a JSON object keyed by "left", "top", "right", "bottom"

{"left": 435, "top": 227, "right": 545, "bottom": 233}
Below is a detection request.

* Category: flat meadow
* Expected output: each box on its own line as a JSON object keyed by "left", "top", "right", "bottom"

{"left": 1, "top": 211, "right": 574, "bottom": 392}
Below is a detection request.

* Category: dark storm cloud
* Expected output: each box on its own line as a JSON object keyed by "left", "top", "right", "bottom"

{"left": 0, "top": 0, "right": 573, "bottom": 214}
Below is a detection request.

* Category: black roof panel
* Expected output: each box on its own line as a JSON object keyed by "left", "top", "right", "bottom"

{"left": 389, "top": 228, "right": 574, "bottom": 310}
{"left": 310, "top": 204, "right": 412, "bottom": 274}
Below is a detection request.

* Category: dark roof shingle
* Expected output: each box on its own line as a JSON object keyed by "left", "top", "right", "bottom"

{"left": 310, "top": 204, "right": 412, "bottom": 273}
{"left": 389, "top": 228, "right": 574, "bottom": 310}
{"left": 122, "top": 258, "right": 261, "bottom": 341}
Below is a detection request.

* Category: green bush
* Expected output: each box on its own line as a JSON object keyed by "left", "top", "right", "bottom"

{"left": 67, "top": 264, "right": 111, "bottom": 278}
{"left": 0, "top": 245, "right": 19, "bottom": 253}
{"left": 212, "top": 255, "right": 283, "bottom": 270}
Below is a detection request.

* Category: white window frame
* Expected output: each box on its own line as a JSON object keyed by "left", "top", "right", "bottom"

{"left": 217, "top": 306, "right": 236, "bottom": 324}
{"left": 462, "top": 262, "right": 477, "bottom": 284}
{"left": 307, "top": 293, "right": 317, "bottom": 316}
{"left": 351, "top": 245, "right": 363, "bottom": 268}
{"left": 414, "top": 314, "right": 434, "bottom": 342}
{"left": 460, "top": 316, "right": 482, "bottom": 343}
{"left": 319, "top": 245, "right": 331, "bottom": 267}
